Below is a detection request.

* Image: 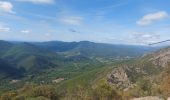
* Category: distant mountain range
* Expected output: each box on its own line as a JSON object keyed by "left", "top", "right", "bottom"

{"left": 33, "top": 41, "right": 158, "bottom": 57}
{"left": 0, "top": 40, "right": 158, "bottom": 79}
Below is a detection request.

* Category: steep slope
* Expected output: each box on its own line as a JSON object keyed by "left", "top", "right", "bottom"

{"left": 0, "top": 41, "right": 61, "bottom": 73}
{"left": 0, "top": 59, "right": 22, "bottom": 79}
{"left": 144, "top": 46, "right": 170, "bottom": 67}
{"left": 107, "top": 46, "right": 170, "bottom": 98}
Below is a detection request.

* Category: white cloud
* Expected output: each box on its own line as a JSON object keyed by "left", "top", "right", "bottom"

{"left": 130, "top": 32, "right": 161, "bottom": 44}
{"left": 0, "top": 1, "right": 14, "bottom": 14}
{"left": 0, "top": 26, "right": 10, "bottom": 32}
{"left": 45, "top": 33, "right": 51, "bottom": 36}
{"left": 137, "top": 11, "right": 168, "bottom": 26}
{"left": 17, "top": 0, "right": 54, "bottom": 4}
{"left": 60, "top": 16, "right": 83, "bottom": 25}
{"left": 21, "top": 30, "right": 30, "bottom": 34}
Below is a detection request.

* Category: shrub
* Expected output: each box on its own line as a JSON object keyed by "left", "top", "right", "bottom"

{"left": 92, "top": 80, "right": 122, "bottom": 100}
{"left": 31, "top": 86, "right": 59, "bottom": 100}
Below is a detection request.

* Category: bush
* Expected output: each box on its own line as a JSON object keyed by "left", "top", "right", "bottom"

{"left": 92, "top": 80, "right": 122, "bottom": 100}
{"left": 31, "top": 86, "right": 59, "bottom": 100}
{"left": 0, "top": 92, "right": 17, "bottom": 100}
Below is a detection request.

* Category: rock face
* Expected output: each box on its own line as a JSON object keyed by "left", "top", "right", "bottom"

{"left": 149, "top": 47, "right": 170, "bottom": 67}
{"left": 107, "top": 46, "right": 170, "bottom": 96}
{"left": 107, "top": 67, "right": 131, "bottom": 89}
{"left": 131, "top": 96, "right": 164, "bottom": 100}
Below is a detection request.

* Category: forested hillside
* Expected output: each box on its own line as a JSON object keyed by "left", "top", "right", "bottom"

{"left": 0, "top": 40, "right": 167, "bottom": 100}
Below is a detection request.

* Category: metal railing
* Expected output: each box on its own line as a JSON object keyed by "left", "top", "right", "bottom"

{"left": 149, "top": 39, "right": 170, "bottom": 45}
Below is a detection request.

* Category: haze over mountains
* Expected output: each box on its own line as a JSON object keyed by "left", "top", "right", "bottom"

{"left": 0, "top": 0, "right": 170, "bottom": 99}
{"left": 0, "top": 40, "right": 158, "bottom": 79}
{"left": 0, "top": 39, "right": 170, "bottom": 99}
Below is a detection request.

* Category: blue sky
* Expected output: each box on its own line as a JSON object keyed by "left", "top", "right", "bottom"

{"left": 0, "top": 0, "right": 170, "bottom": 45}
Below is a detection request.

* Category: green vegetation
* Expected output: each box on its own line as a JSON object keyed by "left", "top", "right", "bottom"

{"left": 1, "top": 40, "right": 169, "bottom": 100}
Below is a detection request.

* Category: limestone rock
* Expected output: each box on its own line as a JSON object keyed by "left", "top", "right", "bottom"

{"left": 131, "top": 96, "right": 164, "bottom": 100}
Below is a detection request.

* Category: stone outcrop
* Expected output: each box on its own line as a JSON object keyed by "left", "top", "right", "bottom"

{"left": 107, "top": 67, "right": 131, "bottom": 89}
{"left": 52, "top": 78, "right": 64, "bottom": 83}
{"left": 149, "top": 47, "right": 170, "bottom": 67}
{"left": 131, "top": 96, "right": 164, "bottom": 100}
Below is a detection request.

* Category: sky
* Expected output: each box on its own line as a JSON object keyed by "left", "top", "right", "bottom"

{"left": 0, "top": 0, "right": 170, "bottom": 45}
